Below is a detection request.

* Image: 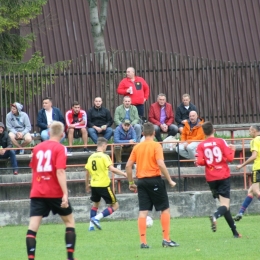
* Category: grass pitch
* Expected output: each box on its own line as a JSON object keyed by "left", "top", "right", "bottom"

{"left": 0, "top": 215, "right": 258, "bottom": 260}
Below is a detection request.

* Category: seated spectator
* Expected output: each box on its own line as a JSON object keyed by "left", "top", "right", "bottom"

{"left": 176, "top": 111, "right": 204, "bottom": 159}
{"left": 175, "top": 93, "right": 197, "bottom": 134}
{"left": 117, "top": 67, "right": 150, "bottom": 117}
{"left": 87, "top": 97, "right": 113, "bottom": 144}
{"left": 114, "top": 96, "right": 141, "bottom": 142}
{"left": 6, "top": 102, "right": 32, "bottom": 155}
{"left": 37, "top": 97, "right": 65, "bottom": 142}
{"left": 65, "top": 101, "right": 91, "bottom": 153}
{"left": 114, "top": 119, "right": 136, "bottom": 170}
{"left": 0, "top": 122, "right": 18, "bottom": 175}
{"left": 148, "top": 93, "right": 178, "bottom": 142}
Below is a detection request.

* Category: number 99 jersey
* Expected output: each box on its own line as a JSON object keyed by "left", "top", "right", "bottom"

{"left": 29, "top": 140, "right": 67, "bottom": 198}
{"left": 196, "top": 137, "right": 235, "bottom": 181}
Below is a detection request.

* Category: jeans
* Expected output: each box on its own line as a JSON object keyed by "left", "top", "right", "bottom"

{"left": 0, "top": 150, "right": 18, "bottom": 171}
{"left": 41, "top": 129, "right": 65, "bottom": 143}
{"left": 154, "top": 124, "right": 178, "bottom": 142}
{"left": 135, "top": 104, "right": 144, "bottom": 117}
{"left": 133, "top": 124, "right": 142, "bottom": 142}
{"left": 176, "top": 142, "right": 200, "bottom": 159}
{"left": 88, "top": 127, "right": 113, "bottom": 144}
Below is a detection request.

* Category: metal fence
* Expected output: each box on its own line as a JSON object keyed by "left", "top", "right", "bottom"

{"left": 1, "top": 51, "right": 260, "bottom": 131}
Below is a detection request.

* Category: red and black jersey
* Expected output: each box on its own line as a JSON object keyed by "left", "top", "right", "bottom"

{"left": 196, "top": 137, "right": 235, "bottom": 181}
{"left": 29, "top": 140, "right": 67, "bottom": 198}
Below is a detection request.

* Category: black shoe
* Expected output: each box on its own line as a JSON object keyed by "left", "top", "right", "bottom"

{"left": 162, "top": 239, "right": 179, "bottom": 247}
{"left": 209, "top": 215, "right": 217, "bottom": 232}
{"left": 234, "top": 233, "right": 242, "bottom": 238}
{"left": 15, "top": 150, "right": 20, "bottom": 155}
{"left": 233, "top": 213, "right": 243, "bottom": 222}
{"left": 83, "top": 148, "right": 92, "bottom": 153}
{"left": 140, "top": 243, "right": 150, "bottom": 249}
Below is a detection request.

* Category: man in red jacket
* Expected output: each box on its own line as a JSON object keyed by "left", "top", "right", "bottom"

{"left": 117, "top": 67, "right": 150, "bottom": 118}
{"left": 148, "top": 93, "right": 178, "bottom": 142}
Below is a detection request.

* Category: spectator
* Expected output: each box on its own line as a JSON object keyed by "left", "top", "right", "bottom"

{"left": 114, "top": 96, "right": 141, "bottom": 142}
{"left": 0, "top": 122, "right": 18, "bottom": 175}
{"left": 175, "top": 94, "right": 197, "bottom": 134}
{"left": 114, "top": 119, "right": 136, "bottom": 170}
{"left": 65, "top": 101, "right": 90, "bottom": 153}
{"left": 37, "top": 97, "right": 65, "bottom": 142}
{"left": 176, "top": 111, "right": 204, "bottom": 159}
{"left": 117, "top": 67, "right": 150, "bottom": 118}
{"left": 87, "top": 97, "right": 113, "bottom": 144}
{"left": 148, "top": 93, "right": 178, "bottom": 142}
{"left": 6, "top": 102, "right": 32, "bottom": 155}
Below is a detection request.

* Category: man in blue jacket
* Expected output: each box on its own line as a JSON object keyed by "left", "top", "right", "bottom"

{"left": 114, "top": 119, "right": 136, "bottom": 170}
{"left": 37, "top": 97, "right": 65, "bottom": 141}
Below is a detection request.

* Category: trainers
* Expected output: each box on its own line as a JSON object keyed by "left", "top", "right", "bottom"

{"left": 140, "top": 243, "right": 150, "bottom": 249}
{"left": 67, "top": 148, "right": 72, "bottom": 155}
{"left": 116, "top": 164, "right": 122, "bottom": 170}
{"left": 19, "top": 149, "right": 24, "bottom": 155}
{"left": 162, "top": 239, "right": 180, "bottom": 247}
{"left": 234, "top": 233, "right": 242, "bottom": 238}
{"left": 233, "top": 213, "right": 243, "bottom": 222}
{"left": 209, "top": 215, "right": 217, "bottom": 232}
{"left": 83, "top": 148, "right": 92, "bottom": 153}
{"left": 88, "top": 226, "right": 95, "bottom": 231}
{"left": 91, "top": 217, "right": 101, "bottom": 230}
{"left": 13, "top": 171, "right": 18, "bottom": 175}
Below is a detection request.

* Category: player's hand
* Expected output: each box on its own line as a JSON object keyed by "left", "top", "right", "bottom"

{"left": 86, "top": 184, "right": 91, "bottom": 193}
{"left": 229, "top": 144, "right": 236, "bottom": 151}
{"left": 61, "top": 194, "right": 69, "bottom": 208}
{"left": 129, "top": 184, "right": 137, "bottom": 192}
{"left": 236, "top": 164, "right": 243, "bottom": 170}
{"left": 169, "top": 180, "right": 176, "bottom": 188}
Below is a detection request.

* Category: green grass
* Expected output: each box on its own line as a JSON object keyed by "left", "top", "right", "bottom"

{"left": 0, "top": 215, "right": 259, "bottom": 260}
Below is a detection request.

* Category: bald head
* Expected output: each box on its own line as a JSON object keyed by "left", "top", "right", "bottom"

{"left": 189, "top": 111, "right": 198, "bottom": 124}
{"left": 126, "top": 67, "right": 135, "bottom": 79}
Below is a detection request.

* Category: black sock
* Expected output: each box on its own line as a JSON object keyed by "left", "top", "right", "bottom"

{"left": 65, "top": 227, "right": 76, "bottom": 260}
{"left": 26, "top": 230, "right": 37, "bottom": 260}
{"left": 214, "top": 205, "right": 227, "bottom": 219}
{"left": 224, "top": 210, "right": 239, "bottom": 235}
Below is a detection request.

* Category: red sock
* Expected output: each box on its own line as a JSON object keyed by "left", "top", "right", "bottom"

{"left": 138, "top": 217, "right": 147, "bottom": 244}
{"left": 161, "top": 212, "right": 170, "bottom": 241}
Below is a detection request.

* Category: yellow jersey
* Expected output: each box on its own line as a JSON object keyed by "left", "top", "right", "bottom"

{"left": 251, "top": 136, "right": 260, "bottom": 171}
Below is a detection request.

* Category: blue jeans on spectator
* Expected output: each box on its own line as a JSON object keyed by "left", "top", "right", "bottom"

{"left": 88, "top": 127, "right": 113, "bottom": 144}
{"left": 133, "top": 124, "right": 142, "bottom": 142}
{"left": 0, "top": 150, "right": 18, "bottom": 172}
{"left": 41, "top": 129, "right": 66, "bottom": 143}
{"left": 135, "top": 104, "right": 144, "bottom": 117}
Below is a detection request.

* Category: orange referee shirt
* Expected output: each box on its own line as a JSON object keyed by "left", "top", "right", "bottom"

{"left": 129, "top": 139, "right": 164, "bottom": 178}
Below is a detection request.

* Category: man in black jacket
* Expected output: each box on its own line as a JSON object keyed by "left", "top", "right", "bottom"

{"left": 0, "top": 122, "right": 18, "bottom": 175}
{"left": 175, "top": 94, "right": 197, "bottom": 134}
{"left": 87, "top": 97, "right": 114, "bottom": 144}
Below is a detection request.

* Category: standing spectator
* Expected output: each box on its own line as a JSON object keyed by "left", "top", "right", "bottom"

{"left": 26, "top": 121, "right": 76, "bottom": 260}
{"left": 37, "top": 97, "right": 65, "bottom": 142}
{"left": 233, "top": 125, "right": 260, "bottom": 222}
{"left": 114, "top": 96, "right": 141, "bottom": 142}
{"left": 65, "top": 101, "right": 90, "bottom": 153}
{"left": 85, "top": 137, "right": 127, "bottom": 231}
{"left": 196, "top": 121, "right": 241, "bottom": 238}
{"left": 148, "top": 93, "right": 178, "bottom": 142}
{"left": 114, "top": 119, "right": 136, "bottom": 170}
{"left": 117, "top": 67, "right": 150, "bottom": 118}
{"left": 125, "top": 122, "right": 179, "bottom": 249}
{"left": 0, "top": 122, "right": 18, "bottom": 175}
{"left": 87, "top": 97, "right": 113, "bottom": 144}
{"left": 176, "top": 111, "right": 204, "bottom": 159}
{"left": 6, "top": 102, "right": 32, "bottom": 155}
{"left": 175, "top": 94, "right": 197, "bottom": 134}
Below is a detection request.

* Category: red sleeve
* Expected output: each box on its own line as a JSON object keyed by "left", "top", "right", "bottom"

{"left": 165, "top": 104, "right": 174, "bottom": 125}
{"left": 148, "top": 105, "right": 160, "bottom": 125}
{"left": 55, "top": 146, "right": 67, "bottom": 169}
{"left": 196, "top": 143, "right": 205, "bottom": 166}
{"left": 117, "top": 78, "right": 128, "bottom": 95}
{"left": 221, "top": 140, "right": 235, "bottom": 162}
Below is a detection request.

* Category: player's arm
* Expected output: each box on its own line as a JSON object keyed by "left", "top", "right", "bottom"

{"left": 125, "top": 159, "right": 137, "bottom": 191}
{"left": 56, "top": 169, "right": 69, "bottom": 208}
{"left": 195, "top": 145, "right": 205, "bottom": 166}
{"left": 109, "top": 164, "right": 127, "bottom": 177}
{"left": 237, "top": 150, "right": 258, "bottom": 169}
{"left": 157, "top": 159, "right": 176, "bottom": 188}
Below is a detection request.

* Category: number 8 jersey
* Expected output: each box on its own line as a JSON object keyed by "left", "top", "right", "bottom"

{"left": 196, "top": 137, "right": 235, "bottom": 181}
{"left": 29, "top": 140, "right": 67, "bottom": 198}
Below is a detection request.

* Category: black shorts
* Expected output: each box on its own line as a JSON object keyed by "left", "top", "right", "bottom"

{"left": 90, "top": 186, "right": 117, "bottom": 205}
{"left": 207, "top": 177, "right": 231, "bottom": 199}
{"left": 252, "top": 170, "right": 260, "bottom": 183}
{"left": 30, "top": 198, "right": 73, "bottom": 218}
{"left": 137, "top": 176, "right": 169, "bottom": 211}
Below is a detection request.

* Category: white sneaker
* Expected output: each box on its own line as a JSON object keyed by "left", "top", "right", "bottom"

{"left": 116, "top": 164, "right": 121, "bottom": 170}
{"left": 19, "top": 149, "right": 24, "bottom": 155}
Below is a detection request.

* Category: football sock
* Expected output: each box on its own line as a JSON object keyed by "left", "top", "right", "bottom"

{"left": 26, "top": 230, "right": 37, "bottom": 260}
{"left": 224, "top": 210, "right": 239, "bottom": 235}
{"left": 239, "top": 195, "right": 253, "bottom": 214}
{"left": 161, "top": 211, "right": 170, "bottom": 241}
{"left": 138, "top": 217, "right": 147, "bottom": 244}
{"left": 214, "top": 205, "right": 227, "bottom": 219}
{"left": 65, "top": 227, "right": 76, "bottom": 260}
{"left": 102, "top": 207, "right": 114, "bottom": 218}
{"left": 90, "top": 207, "right": 98, "bottom": 227}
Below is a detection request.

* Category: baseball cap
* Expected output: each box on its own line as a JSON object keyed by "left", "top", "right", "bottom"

{"left": 122, "top": 119, "right": 131, "bottom": 125}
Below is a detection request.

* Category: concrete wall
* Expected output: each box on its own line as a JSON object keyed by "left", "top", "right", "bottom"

{"left": 1, "top": 190, "right": 259, "bottom": 226}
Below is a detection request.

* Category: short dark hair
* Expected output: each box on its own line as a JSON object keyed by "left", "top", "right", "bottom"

{"left": 251, "top": 125, "right": 260, "bottom": 132}
{"left": 202, "top": 121, "right": 214, "bottom": 136}
{"left": 97, "top": 137, "right": 108, "bottom": 147}
{"left": 42, "top": 97, "right": 52, "bottom": 102}
{"left": 72, "top": 101, "right": 80, "bottom": 107}
{"left": 143, "top": 122, "right": 155, "bottom": 136}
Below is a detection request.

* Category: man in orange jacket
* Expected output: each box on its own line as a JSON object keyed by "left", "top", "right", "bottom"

{"left": 176, "top": 111, "right": 204, "bottom": 159}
